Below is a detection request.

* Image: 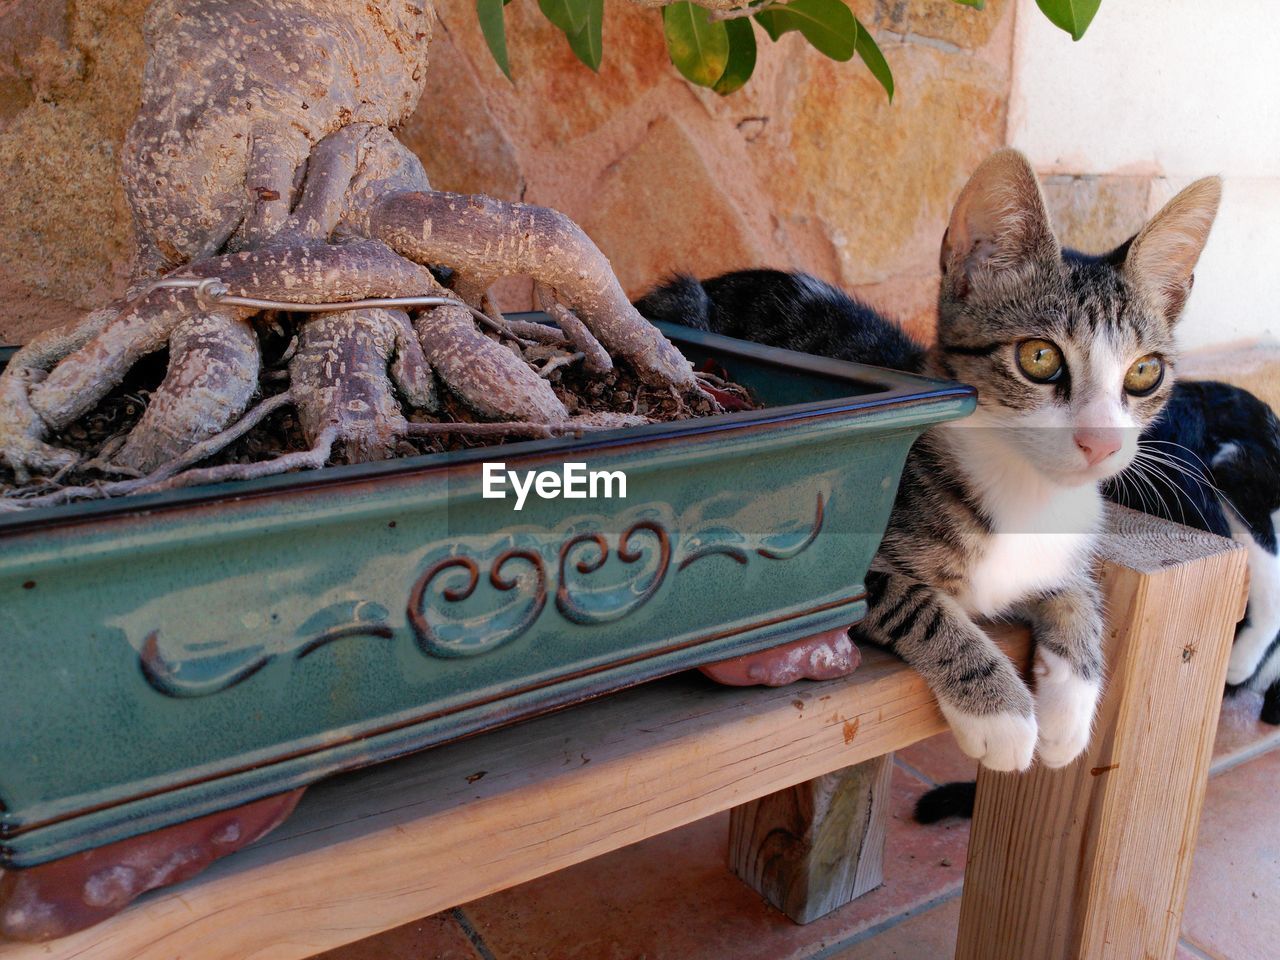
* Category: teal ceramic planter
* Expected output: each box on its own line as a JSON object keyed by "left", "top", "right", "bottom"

{"left": 0, "top": 323, "right": 974, "bottom": 868}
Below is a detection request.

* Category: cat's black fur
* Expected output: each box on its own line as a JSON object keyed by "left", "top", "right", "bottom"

{"left": 636, "top": 270, "right": 925, "bottom": 372}
{"left": 638, "top": 266, "right": 1280, "bottom": 819}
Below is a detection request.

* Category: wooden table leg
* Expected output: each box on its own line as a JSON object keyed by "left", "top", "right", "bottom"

{"left": 728, "top": 752, "right": 893, "bottom": 923}
{"left": 955, "top": 508, "right": 1249, "bottom": 960}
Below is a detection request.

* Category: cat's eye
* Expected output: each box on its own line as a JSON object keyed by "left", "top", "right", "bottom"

{"left": 1124, "top": 354, "right": 1164, "bottom": 396}
{"left": 1015, "top": 339, "right": 1064, "bottom": 384}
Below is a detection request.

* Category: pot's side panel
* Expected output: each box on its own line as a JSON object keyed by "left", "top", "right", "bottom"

{"left": 0, "top": 409, "right": 935, "bottom": 868}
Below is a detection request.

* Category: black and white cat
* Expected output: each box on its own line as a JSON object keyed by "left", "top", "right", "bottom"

{"left": 1120, "top": 379, "right": 1280, "bottom": 720}
{"left": 638, "top": 152, "right": 1276, "bottom": 774}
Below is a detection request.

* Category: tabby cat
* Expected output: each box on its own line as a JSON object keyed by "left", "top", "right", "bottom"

{"left": 637, "top": 150, "right": 1222, "bottom": 771}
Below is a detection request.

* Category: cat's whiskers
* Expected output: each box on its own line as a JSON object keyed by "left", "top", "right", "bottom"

{"left": 1124, "top": 457, "right": 1189, "bottom": 527}
{"left": 1135, "top": 441, "right": 1231, "bottom": 504}
{"left": 1106, "top": 466, "right": 1153, "bottom": 519}
{"left": 1128, "top": 450, "right": 1216, "bottom": 530}
{"left": 1140, "top": 437, "right": 1215, "bottom": 474}
{"left": 1137, "top": 440, "right": 1220, "bottom": 489}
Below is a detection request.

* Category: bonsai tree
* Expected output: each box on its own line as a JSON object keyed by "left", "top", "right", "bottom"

{"left": 0, "top": 0, "right": 1101, "bottom": 505}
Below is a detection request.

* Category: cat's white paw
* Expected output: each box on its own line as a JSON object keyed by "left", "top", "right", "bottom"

{"left": 939, "top": 701, "right": 1037, "bottom": 772}
{"left": 1226, "top": 622, "right": 1272, "bottom": 685}
{"left": 1033, "top": 649, "right": 1102, "bottom": 768}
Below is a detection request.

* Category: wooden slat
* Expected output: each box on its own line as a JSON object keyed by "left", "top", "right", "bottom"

{"left": 728, "top": 752, "right": 894, "bottom": 923}
{"left": 0, "top": 630, "right": 1029, "bottom": 960}
{"left": 956, "top": 507, "right": 1248, "bottom": 960}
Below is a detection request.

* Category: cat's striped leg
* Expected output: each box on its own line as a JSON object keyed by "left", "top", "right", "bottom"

{"left": 1018, "top": 577, "right": 1105, "bottom": 768}
{"left": 858, "top": 570, "right": 1036, "bottom": 772}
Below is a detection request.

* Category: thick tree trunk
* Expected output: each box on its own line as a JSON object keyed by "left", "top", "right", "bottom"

{"left": 0, "top": 0, "right": 707, "bottom": 503}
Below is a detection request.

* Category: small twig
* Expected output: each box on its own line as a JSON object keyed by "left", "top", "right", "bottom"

{"left": 539, "top": 352, "right": 584, "bottom": 379}
{"left": 708, "top": 1, "right": 772, "bottom": 23}
{"left": 277, "top": 335, "right": 299, "bottom": 365}
{"left": 535, "top": 283, "right": 612, "bottom": 375}
{"left": 695, "top": 370, "right": 732, "bottom": 388}
{"left": 49, "top": 456, "right": 82, "bottom": 485}
{"left": 506, "top": 319, "right": 570, "bottom": 346}
{"left": 144, "top": 427, "right": 337, "bottom": 492}
{"left": 145, "top": 275, "right": 539, "bottom": 346}
{"left": 80, "top": 458, "right": 143, "bottom": 478}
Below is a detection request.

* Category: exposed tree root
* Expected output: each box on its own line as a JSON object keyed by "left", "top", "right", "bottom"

{"left": 536, "top": 283, "right": 612, "bottom": 376}
{"left": 0, "top": 387, "right": 654, "bottom": 512}
{"left": 414, "top": 303, "right": 569, "bottom": 423}
{"left": 367, "top": 190, "right": 700, "bottom": 397}
{"left": 117, "top": 312, "right": 261, "bottom": 472}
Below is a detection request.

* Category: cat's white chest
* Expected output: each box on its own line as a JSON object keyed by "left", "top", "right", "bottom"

{"left": 960, "top": 486, "right": 1103, "bottom": 618}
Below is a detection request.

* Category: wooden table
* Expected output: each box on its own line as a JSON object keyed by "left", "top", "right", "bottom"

{"left": 0, "top": 508, "right": 1246, "bottom": 960}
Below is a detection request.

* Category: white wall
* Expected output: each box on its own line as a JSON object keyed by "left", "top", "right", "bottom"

{"left": 1007, "top": 0, "right": 1280, "bottom": 351}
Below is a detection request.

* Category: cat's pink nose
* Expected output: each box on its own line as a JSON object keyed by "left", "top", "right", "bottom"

{"left": 1074, "top": 429, "right": 1122, "bottom": 467}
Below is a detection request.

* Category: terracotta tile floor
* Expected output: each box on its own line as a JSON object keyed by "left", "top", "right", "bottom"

{"left": 320, "top": 687, "right": 1280, "bottom": 960}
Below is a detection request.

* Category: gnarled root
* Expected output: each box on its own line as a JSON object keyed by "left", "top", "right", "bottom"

{"left": 0, "top": 303, "right": 125, "bottom": 480}
{"left": 116, "top": 313, "right": 260, "bottom": 473}
{"left": 30, "top": 240, "right": 437, "bottom": 430}
{"left": 3, "top": 141, "right": 714, "bottom": 503}
{"left": 414, "top": 302, "right": 568, "bottom": 424}
{"left": 366, "top": 191, "right": 700, "bottom": 397}
{"left": 2, "top": 241, "right": 439, "bottom": 476}
{"left": 535, "top": 282, "right": 612, "bottom": 376}
{"left": 290, "top": 309, "right": 418, "bottom": 463}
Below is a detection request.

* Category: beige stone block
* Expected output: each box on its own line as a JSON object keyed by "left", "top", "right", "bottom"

{"left": 1041, "top": 174, "right": 1153, "bottom": 255}
{"left": 442, "top": 0, "right": 670, "bottom": 153}
{"left": 781, "top": 40, "right": 1007, "bottom": 287}
{"left": 400, "top": 24, "right": 523, "bottom": 199}
{"left": 0, "top": 101, "right": 133, "bottom": 314}
{"left": 878, "top": 0, "right": 1009, "bottom": 51}
{"left": 579, "top": 115, "right": 767, "bottom": 298}
{"left": 0, "top": 0, "right": 148, "bottom": 341}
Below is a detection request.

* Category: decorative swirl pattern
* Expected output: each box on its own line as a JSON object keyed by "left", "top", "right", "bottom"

{"left": 408, "top": 549, "right": 547, "bottom": 658}
{"left": 556, "top": 521, "right": 672, "bottom": 625}
{"left": 678, "top": 492, "right": 825, "bottom": 570}
{"left": 756, "top": 492, "right": 825, "bottom": 560}
{"left": 140, "top": 600, "right": 394, "bottom": 699}
{"left": 137, "top": 490, "right": 829, "bottom": 693}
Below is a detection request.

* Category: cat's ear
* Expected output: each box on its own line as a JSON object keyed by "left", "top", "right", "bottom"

{"left": 1124, "top": 177, "right": 1222, "bottom": 324}
{"left": 940, "top": 149, "right": 1059, "bottom": 300}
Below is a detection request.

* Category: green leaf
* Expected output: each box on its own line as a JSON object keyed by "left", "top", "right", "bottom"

{"left": 714, "top": 17, "right": 758, "bottom": 96}
{"left": 754, "top": 10, "right": 789, "bottom": 42}
{"left": 853, "top": 18, "right": 893, "bottom": 100}
{"left": 538, "top": 0, "right": 587, "bottom": 36}
{"left": 755, "top": 0, "right": 858, "bottom": 62}
{"left": 663, "top": 2, "right": 730, "bottom": 88}
{"left": 565, "top": 0, "right": 604, "bottom": 72}
{"left": 952, "top": 0, "right": 985, "bottom": 9}
{"left": 476, "top": 0, "right": 512, "bottom": 80}
{"left": 1035, "top": 0, "right": 1101, "bottom": 41}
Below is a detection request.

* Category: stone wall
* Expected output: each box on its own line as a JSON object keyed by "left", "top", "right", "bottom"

{"left": 0, "top": 0, "right": 149, "bottom": 343}
{"left": 414, "top": 0, "right": 1015, "bottom": 342}
{"left": 0, "top": 0, "right": 1016, "bottom": 346}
